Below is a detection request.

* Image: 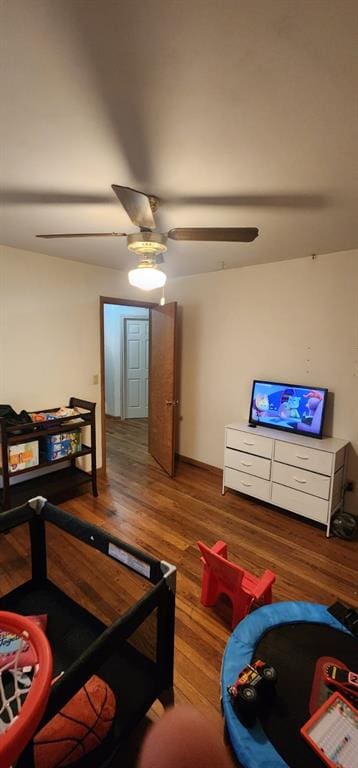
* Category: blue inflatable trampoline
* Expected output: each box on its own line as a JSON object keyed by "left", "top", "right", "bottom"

{"left": 221, "top": 601, "right": 357, "bottom": 768}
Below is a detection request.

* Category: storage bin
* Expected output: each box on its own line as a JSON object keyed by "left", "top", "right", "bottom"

{"left": 1, "top": 441, "right": 39, "bottom": 473}
{"left": 44, "top": 430, "right": 81, "bottom": 461}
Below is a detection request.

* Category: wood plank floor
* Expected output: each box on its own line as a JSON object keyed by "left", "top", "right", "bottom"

{"left": 1, "top": 416, "right": 357, "bottom": 766}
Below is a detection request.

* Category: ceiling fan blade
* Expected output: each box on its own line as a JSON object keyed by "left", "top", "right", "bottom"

{"left": 162, "top": 193, "right": 327, "bottom": 209}
{"left": 111, "top": 185, "right": 157, "bottom": 230}
{"left": 36, "top": 232, "right": 127, "bottom": 239}
{"left": 167, "top": 227, "right": 259, "bottom": 242}
{"left": 0, "top": 190, "right": 113, "bottom": 205}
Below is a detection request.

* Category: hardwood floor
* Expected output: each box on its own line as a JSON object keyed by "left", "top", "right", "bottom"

{"left": 1, "top": 416, "right": 357, "bottom": 765}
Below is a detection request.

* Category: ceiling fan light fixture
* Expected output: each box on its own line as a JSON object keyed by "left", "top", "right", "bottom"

{"left": 127, "top": 231, "right": 167, "bottom": 256}
{"left": 128, "top": 260, "right": 167, "bottom": 291}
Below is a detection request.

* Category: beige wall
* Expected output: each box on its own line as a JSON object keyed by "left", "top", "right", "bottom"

{"left": 1, "top": 245, "right": 357, "bottom": 514}
{"left": 165, "top": 250, "right": 358, "bottom": 514}
{"left": 0, "top": 245, "right": 160, "bottom": 465}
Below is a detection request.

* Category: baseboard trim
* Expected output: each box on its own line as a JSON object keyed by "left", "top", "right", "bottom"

{"left": 176, "top": 453, "right": 222, "bottom": 477}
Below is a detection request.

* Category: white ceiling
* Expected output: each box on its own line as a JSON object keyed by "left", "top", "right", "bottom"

{"left": 1, "top": 0, "right": 357, "bottom": 279}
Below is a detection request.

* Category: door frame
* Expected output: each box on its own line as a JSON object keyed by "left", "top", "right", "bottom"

{"left": 99, "top": 296, "right": 157, "bottom": 476}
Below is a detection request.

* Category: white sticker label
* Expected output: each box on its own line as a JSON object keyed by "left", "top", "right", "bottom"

{"left": 108, "top": 542, "right": 151, "bottom": 578}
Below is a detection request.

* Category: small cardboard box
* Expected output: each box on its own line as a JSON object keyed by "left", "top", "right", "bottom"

{"left": 45, "top": 430, "right": 81, "bottom": 461}
{"left": 5, "top": 441, "right": 39, "bottom": 473}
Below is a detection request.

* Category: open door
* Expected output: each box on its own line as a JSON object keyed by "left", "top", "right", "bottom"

{"left": 149, "top": 302, "right": 178, "bottom": 477}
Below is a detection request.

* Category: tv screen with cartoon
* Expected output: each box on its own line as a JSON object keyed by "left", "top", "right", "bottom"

{"left": 249, "top": 381, "right": 328, "bottom": 438}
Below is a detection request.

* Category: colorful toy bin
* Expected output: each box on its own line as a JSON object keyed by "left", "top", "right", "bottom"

{"left": 44, "top": 430, "right": 81, "bottom": 461}
{"left": 3, "top": 441, "right": 39, "bottom": 473}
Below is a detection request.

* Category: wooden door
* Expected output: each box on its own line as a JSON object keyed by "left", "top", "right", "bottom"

{"left": 124, "top": 318, "right": 149, "bottom": 418}
{"left": 149, "top": 302, "right": 177, "bottom": 477}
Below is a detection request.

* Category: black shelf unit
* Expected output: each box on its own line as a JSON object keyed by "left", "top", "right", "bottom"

{"left": 0, "top": 397, "right": 98, "bottom": 511}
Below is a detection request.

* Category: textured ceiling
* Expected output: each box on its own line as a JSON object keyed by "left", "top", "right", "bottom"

{"left": 1, "top": 0, "right": 357, "bottom": 278}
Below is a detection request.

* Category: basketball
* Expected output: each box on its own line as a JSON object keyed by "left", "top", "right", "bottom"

{"left": 34, "top": 675, "right": 116, "bottom": 768}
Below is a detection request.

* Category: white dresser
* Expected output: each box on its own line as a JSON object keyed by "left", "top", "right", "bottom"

{"left": 223, "top": 423, "right": 348, "bottom": 536}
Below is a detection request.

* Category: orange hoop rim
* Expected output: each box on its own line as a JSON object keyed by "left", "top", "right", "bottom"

{"left": 0, "top": 611, "right": 53, "bottom": 768}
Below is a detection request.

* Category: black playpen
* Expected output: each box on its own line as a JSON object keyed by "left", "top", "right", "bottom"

{"left": 0, "top": 497, "right": 176, "bottom": 767}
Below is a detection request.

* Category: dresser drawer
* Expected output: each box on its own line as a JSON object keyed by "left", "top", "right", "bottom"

{"left": 272, "top": 462, "right": 331, "bottom": 499}
{"left": 226, "top": 429, "right": 273, "bottom": 459}
{"left": 274, "top": 440, "right": 333, "bottom": 476}
{"left": 272, "top": 483, "right": 328, "bottom": 523}
{"left": 224, "top": 467, "right": 271, "bottom": 501}
{"left": 225, "top": 448, "right": 271, "bottom": 480}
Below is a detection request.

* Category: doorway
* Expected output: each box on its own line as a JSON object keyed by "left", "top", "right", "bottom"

{"left": 101, "top": 298, "right": 153, "bottom": 476}
{"left": 103, "top": 304, "right": 150, "bottom": 420}
{"left": 99, "top": 297, "right": 178, "bottom": 478}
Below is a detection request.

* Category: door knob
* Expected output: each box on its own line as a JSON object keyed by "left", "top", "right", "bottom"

{"left": 165, "top": 399, "right": 179, "bottom": 406}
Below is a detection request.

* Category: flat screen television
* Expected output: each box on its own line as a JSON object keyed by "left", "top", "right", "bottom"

{"left": 248, "top": 380, "right": 328, "bottom": 438}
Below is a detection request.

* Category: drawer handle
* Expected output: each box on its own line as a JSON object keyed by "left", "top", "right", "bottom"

{"left": 243, "top": 441, "right": 255, "bottom": 446}
{"left": 294, "top": 477, "right": 307, "bottom": 484}
{"left": 241, "top": 461, "right": 253, "bottom": 467}
{"left": 296, "top": 454, "right": 309, "bottom": 460}
{"left": 241, "top": 481, "right": 252, "bottom": 487}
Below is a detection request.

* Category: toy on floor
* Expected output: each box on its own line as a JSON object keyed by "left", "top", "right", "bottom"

{"left": 0, "top": 611, "right": 116, "bottom": 768}
{"left": 310, "top": 656, "right": 358, "bottom": 713}
{"left": 221, "top": 602, "right": 358, "bottom": 768}
{"left": 197, "top": 540, "right": 276, "bottom": 628}
{"left": 0, "top": 611, "right": 53, "bottom": 768}
{"left": 310, "top": 655, "right": 346, "bottom": 714}
{"left": 0, "top": 614, "right": 47, "bottom": 670}
{"left": 34, "top": 675, "right": 116, "bottom": 768}
{"left": 324, "top": 664, "right": 358, "bottom": 700}
{"left": 0, "top": 498, "right": 176, "bottom": 768}
{"left": 328, "top": 601, "right": 358, "bottom": 638}
{"left": 228, "top": 659, "right": 277, "bottom": 718}
{"left": 301, "top": 692, "right": 358, "bottom": 768}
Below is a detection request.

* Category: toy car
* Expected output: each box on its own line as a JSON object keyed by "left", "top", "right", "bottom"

{"left": 324, "top": 664, "right": 358, "bottom": 699}
{"left": 227, "top": 659, "right": 277, "bottom": 710}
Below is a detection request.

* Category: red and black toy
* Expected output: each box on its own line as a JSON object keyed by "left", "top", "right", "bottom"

{"left": 228, "top": 659, "right": 277, "bottom": 715}
{"left": 324, "top": 663, "right": 358, "bottom": 701}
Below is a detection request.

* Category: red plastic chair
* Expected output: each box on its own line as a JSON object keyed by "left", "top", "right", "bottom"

{"left": 197, "top": 540, "right": 276, "bottom": 629}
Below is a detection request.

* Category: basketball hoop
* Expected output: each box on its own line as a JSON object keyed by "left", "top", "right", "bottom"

{"left": 0, "top": 611, "right": 53, "bottom": 768}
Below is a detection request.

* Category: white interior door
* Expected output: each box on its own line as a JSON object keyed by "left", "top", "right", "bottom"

{"left": 125, "top": 318, "right": 149, "bottom": 418}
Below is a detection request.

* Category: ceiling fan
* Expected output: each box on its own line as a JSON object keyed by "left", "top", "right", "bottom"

{"left": 36, "top": 185, "right": 259, "bottom": 289}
